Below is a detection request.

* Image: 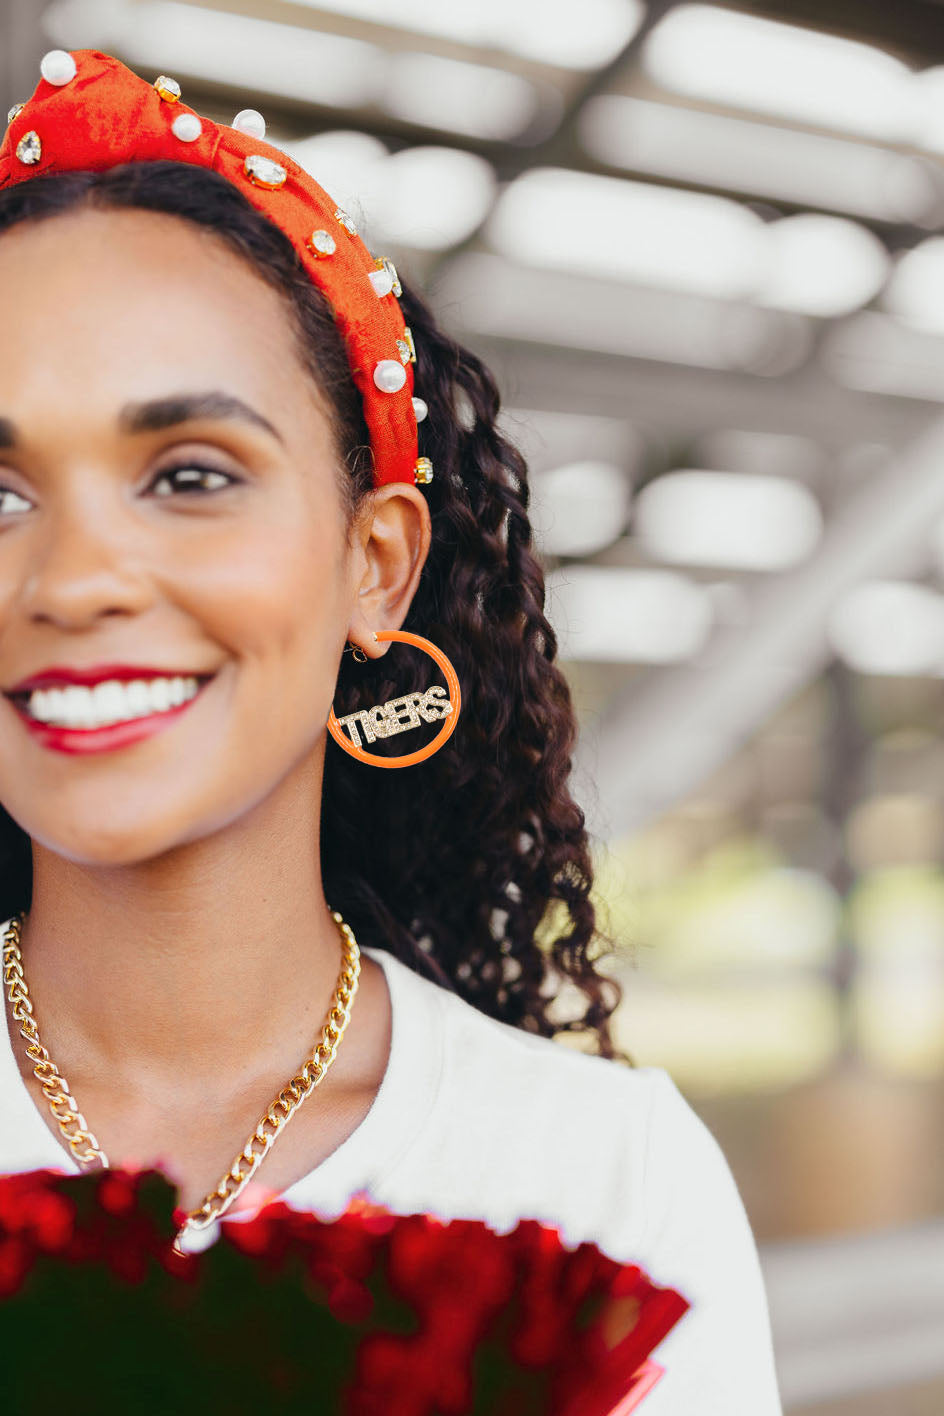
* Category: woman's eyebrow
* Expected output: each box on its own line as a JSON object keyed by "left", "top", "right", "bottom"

{"left": 119, "top": 391, "right": 285, "bottom": 444}
{"left": 0, "top": 392, "right": 285, "bottom": 450}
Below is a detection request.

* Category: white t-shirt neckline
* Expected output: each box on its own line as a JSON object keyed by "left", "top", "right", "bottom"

{"left": 0, "top": 924, "right": 446, "bottom": 1213}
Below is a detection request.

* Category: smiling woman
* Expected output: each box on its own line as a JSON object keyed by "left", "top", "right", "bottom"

{"left": 0, "top": 51, "right": 783, "bottom": 1414}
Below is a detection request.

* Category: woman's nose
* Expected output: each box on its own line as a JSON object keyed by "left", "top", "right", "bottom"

{"left": 15, "top": 505, "right": 153, "bottom": 628}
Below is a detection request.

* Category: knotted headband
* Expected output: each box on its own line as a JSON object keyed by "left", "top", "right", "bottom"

{"left": 0, "top": 48, "right": 429, "bottom": 489}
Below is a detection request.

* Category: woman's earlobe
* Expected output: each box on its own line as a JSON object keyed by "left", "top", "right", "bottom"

{"left": 344, "top": 630, "right": 381, "bottom": 662}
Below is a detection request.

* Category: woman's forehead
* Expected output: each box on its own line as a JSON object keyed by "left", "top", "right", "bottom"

{"left": 0, "top": 206, "right": 320, "bottom": 439}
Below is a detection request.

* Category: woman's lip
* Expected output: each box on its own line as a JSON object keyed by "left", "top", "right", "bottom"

{"left": 7, "top": 675, "right": 215, "bottom": 755}
{"left": 5, "top": 666, "right": 216, "bottom": 694}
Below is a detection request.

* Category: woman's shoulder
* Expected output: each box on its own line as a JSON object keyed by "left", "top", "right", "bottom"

{"left": 375, "top": 943, "right": 664, "bottom": 1104}
{"left": 382, "top": 948, "right": 760, "bottom": 1245}
{"left": 374, "top": 947, "right": 680, "bottom": 1231}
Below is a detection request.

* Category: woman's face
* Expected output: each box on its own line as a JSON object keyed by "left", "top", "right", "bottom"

{"left": 0, "top": 205, "right": 413, "bottom": 866}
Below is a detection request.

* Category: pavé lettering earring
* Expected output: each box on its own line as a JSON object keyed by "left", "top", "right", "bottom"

{"left": 328, "top": 630, "right": 460, "bottom": 768}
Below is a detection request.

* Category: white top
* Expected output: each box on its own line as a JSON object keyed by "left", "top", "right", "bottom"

{"left": 0, "top": 924, "right": 783, "bottom": 1414}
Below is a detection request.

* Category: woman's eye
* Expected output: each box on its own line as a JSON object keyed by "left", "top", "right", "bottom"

{"left": 150, "top": 464, "right": 240, "bottom": 497}
{"left": 0, "top": 464, "right": 241, "bottom": 517}
{"left": 0, "top": 488, "right": 32, "bottom": 517}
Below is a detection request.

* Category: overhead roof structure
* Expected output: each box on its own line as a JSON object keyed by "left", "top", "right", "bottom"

{"left": 5, "top": 0, "right": 944, "bottom": 837}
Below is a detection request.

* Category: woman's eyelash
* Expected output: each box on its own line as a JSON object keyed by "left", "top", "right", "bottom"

{"left": 149, "top": 463, "right": 241, "bottom": 496}
{"left": 0, "top": 463, "right": 241, "bottom": 516}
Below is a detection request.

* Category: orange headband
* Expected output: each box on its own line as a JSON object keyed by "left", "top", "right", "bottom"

{"left": 0, "top": 48, "right": 429, "bottom": 489}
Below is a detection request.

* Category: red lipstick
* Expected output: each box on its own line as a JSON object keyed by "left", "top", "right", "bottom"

{"left": 3, "top": 674, "right": 216, "bottom": 756}
{"left": 5, "top": 664, "right": 213, "bottom": 694}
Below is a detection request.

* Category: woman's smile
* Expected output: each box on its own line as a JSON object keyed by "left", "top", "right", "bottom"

{"left": 3, "top": 670, "right": 218, "bottom": 755}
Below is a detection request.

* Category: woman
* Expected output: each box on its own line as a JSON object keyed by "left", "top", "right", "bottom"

{"left": 0, "top": 50, "right": 783, "bottom": 1412}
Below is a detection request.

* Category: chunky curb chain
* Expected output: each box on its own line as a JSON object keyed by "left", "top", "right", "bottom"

{"left": 1, "top": 909, "right": 361, "bottom": 1253}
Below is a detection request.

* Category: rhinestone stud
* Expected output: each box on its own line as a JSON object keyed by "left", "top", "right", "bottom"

{"left": 412, "top": 397, "right": 429, "bottom": 423}
{"left": 373, "top": 360, "right": 408, "bottom": 394}
{"left": 154, "top": 75, "right": 181, "bottom": 102}
{"left": 244, "top": 153, "right": 287, "bottom": 189}
{"left": 15, "top": 131, "right": 41, "bottom": 165}
{"left": 414, "top": 457, "right": 434, "bottom": 485}
{"left": 379, "top": 257, "right": 402, "bottom": 297}
{"left": 397, "top": 327, "right": 416, "bottom": 365}
{"left": 307, "top": 229, "right": 336, "bottom": 258}
{"left": 334, "top": 207, "right": 357, "bottom": 235}
{"left": 368, "top": 266, "right": 395, "bottom": 298}
{"left": 6, "top": 103, "right": 25, "bottom": 125}
{"left": 233, "top": 109, "right": 266, "bottom": 138}
{"left": 172, "top": 113, "right": 202, "bottom": 143}
{"left": 40, "top": 50, "right": 77, "bottom": 86}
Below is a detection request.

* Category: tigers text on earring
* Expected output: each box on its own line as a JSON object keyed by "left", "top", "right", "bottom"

{"left": 328, "top": 630, "right": 460, "bottom": 768}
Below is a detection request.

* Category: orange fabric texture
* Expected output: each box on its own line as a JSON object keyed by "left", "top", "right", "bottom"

{"left": 0, "top": 49, "right": 418, "bottom": 487}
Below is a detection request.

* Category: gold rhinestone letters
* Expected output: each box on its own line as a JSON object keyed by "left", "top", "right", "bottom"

{"left": 335, "top": 686, "right": 453, "bottom": 748}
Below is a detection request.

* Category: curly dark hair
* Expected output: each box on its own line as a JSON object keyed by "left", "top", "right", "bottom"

{"left": 0, "top": 160, "right": 634, "bottom": 1066}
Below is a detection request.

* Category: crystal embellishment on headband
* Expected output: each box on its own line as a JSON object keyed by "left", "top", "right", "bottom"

{"left": 15, "top": 131, "right": 41, "bottom": 164}
{"left": 6, "top": 104, "right": 26, "bottom": 125}
{"left": 334, "top": 207, "right": 357, "bottom": 235}
{"left": 153, "top": 75, "right": 181, "bottom": 102}
{"left": 244, "top": 154, "right": 287, "bottom": 189}
{"left": 307, "top": 229, "right": 337, "bottom": 258}
{"left": 397, "top": 328, "right": 416, "bottom": 365}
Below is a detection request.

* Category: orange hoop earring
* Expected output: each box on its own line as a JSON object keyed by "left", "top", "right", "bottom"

{"left": 327, "top": 629, "right": 461, "bottom": 768}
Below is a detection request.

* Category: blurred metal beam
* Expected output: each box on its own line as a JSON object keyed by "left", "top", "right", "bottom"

{"left": 573, "top": 412, "right": 944, "bottom": 840}
{"left": 0, "top": 0, "right": 50, "bottom": 121}
{"left": 463, "top": 334, "right": 935, "bottom": 451}
{"left": 761, "top": 0, "right": 944, "bottom": 63}
{"left": 423, "top": 0, "right": 683, "bottom": 286}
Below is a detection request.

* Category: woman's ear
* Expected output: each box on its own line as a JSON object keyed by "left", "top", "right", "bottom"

{"left": 345, "top": 484, "right": 431, "bottom": 657}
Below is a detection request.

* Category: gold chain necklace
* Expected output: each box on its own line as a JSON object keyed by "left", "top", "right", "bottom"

{"left": 0, "top": 909, "right": 361, "bottom": 1254}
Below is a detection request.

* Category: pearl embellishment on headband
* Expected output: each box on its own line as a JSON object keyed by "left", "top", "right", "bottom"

{"left": 40, "top": 50, "right": 77, "bottom": 86}
{"left": 374, "top": 360, "right": 408, "bottom": 394}
{"left": 172, "top": 113, "right": 202, "bottom": 142}
{"left": 233, "top": 109, "right": 266, "bottom": 138}
{"left": 380, "top": 258, "right": 402, "bottom": 297}
{"left": 307, "top": 229, "right": 336, "bottom": 258}
{"left": 369, "top": 267, "right": 395, "bottom": 298}
{"left": 244, "top": 153, "right": 286, "bottom": 189}
{"left": 412, "top": 397, "right": 428, "bottom": 423}
{"left": 15, "top": 131, "right": 41, "bottom": 164}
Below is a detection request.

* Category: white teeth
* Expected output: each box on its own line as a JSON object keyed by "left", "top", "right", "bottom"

{"left": 24, "top": 676, "right": 202, "bottom": 729}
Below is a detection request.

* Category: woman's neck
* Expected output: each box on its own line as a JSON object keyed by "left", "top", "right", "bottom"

{"left": 16, "top": 784, "right": 352, "bottom": 1114}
